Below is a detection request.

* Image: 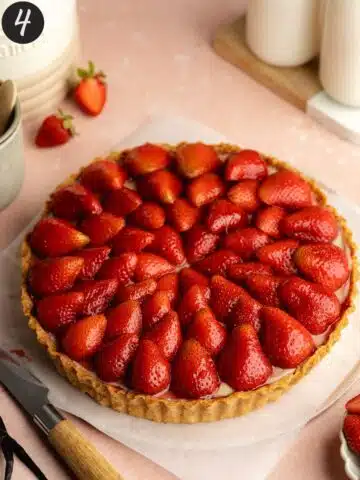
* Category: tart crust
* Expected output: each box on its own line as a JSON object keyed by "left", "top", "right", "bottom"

{"left": 21, "top": 143, "right": 358, "bottom": 424}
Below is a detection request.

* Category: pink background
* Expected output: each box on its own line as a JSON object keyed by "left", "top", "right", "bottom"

{"left": 1, "top": 0, "right": 360, "bottom": 478}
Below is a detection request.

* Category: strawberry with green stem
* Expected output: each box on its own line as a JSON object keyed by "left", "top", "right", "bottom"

{"left": 74, "top": 61, "right": 107, "bottom": 116}
{"left": 35, "top": 109, "right": 76, "bottom": 147}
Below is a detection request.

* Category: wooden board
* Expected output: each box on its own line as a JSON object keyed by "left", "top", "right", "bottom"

{"left": 213, "top": 16, "right": 322, "bottom": 111}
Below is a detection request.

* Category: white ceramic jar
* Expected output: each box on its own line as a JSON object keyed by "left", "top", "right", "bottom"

{"left": 320, "top": 0, "right": 360, "bottom": 107}
{"left": 246, "top": 0, "right": 319, "bottom": 67}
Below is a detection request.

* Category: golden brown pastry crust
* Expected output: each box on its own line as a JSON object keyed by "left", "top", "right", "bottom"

{"left": 21, "top": 143, "right": 358, "bottom": 423}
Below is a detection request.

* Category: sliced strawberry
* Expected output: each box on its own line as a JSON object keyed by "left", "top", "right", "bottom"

{"left": 143, "top": 311, "right": 182, "bottom": 361}
{"left": 281, "top": 206, "right": 338, "bottom": 243}
{"left": 178, "top": 284, "right": 210, "bottom": 326}
{"left": 75, "top": 279, "right": 118, "bottom": 315}
{"left": 206, "top": 199, "right": 247, "bottom": 233}
{"left": 103, "top": 187, "right": 142, "bottom": 217}
{"left": 73, "top": 246, "right": 111, "bottom": 280}
{"left": 209, "top": 275, "right": 247, "bottom": 322}
{"left": 124, "top": 143, "right": 169, "bottom": 176}
{"left": 95, "top": 334, "right": 139, "bottom": 382}
{"left": 228, "top": 262, "right": 272, "bottom": 283}
{"left": 187, "top": 307, "right": 227, "bottom": 356}
{"left": 166, "top": 198, "right": 200, "bottom": 232}
{"left": 343, "top": 415, "right": 360, "bottom": 455}
{"left": 131, "top": 340, "right": 170, "bottom": 394}
{"left": 258, "top": 170, "right": 312, "bottom": 209}
{"left": 171, "top": 339, "right": 220, "bottom": 399}
{"left": 148, "top": 225, "right": 185, "bottom": 266}
{"left": 294, "top": 243, "right": 349, "bottom": 291}
{"left": 135, "top": 253, "right": 174, "bottom": 281}
{"left": 261, "top": 307, "right": 315, "bottom": 368}
{"left": 142, "top": 291, "right": 171, "bottom": 330}
{"left": 62, "top": 314, "right": 107, "bottom": 360}
{"left": 105, "top": 300, "right": 142, "bottom": 339}
{"left": 30, "top": 218, "right": 89, "bottom": 257}
{"left": 156, "top": 273, "right": 179, "bottom": 306}
{"left": 223, "top": 227, "right": 271, "bottom": 260}
{"left": 227, "top": 291, "right": 263, "bottom": 331}
{"left": 279, "top": 277, "right": 340, "bottom": 334}
{"left": 225, "top": 150, "right": 267, "bottom": 181}
{"left": 346, "top": 395, "right": 360, "bottom": 415}
{"left": 185, "top": 225, "right": 219, "bottom": 263}
{"left": 97, "top": 253, "right": 137, "bottom": 285}
{"left": 128, "top": 202, "right": 165, "bottom": 230}
{"left": 80, "top": 213, "right": 124, "bottom": 246}
{"left": 218, "top": 325, "right": 272, "bottom": 391}
{"left": 80, "top": 159, "right": 127, "bottom": 193}
{"left": 50, "top": 183, "right": 102, "bottom": 220}
{"left": 74, "top": 61, "right": 107, "bottom": 116}
{"left": 255, "top": 206, "right": 287, "bottom": 239}
{"left": 35, "top": 110, "right": 75, "bottom": 147}
{"left": 244, "top": 274, "right": 284, "bottom": 307}
{"left": 115, "top": 279, "right": 157, "bottom": 303}
{"left": 176, "top": 143, "right": 220, "bottom": 179}
{"left": 256, "top": 239, "right": 299, "bottom": 275}
{"left": 195, "top": 250, "right": 241, "bottom": 277}
{"left": 37, "top": 292, "right": 84, "bottom": 332}
{"left": 112, "top": 227, "right": 154, "bottom": 255}
{"left": 139, "top": 169, "right": 182, "bottom": 204}
{"left": 187, "top": 173, "right": 225, "bottom": 207}
{"left": 29, "top": 257, "right": 84, "bottom": 296}
{"left": 179, "top": 267, "right": 209, "bottom": 292}
{"left": 227, "top": 180, "right": 261, "bottom": 212}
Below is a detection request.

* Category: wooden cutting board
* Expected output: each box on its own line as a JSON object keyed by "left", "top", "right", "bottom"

{"left": 212, "top": 16, "right": 322, "bottom": 111}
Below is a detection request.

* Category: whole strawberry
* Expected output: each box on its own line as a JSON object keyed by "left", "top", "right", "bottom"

{"left": 343, "top": 414, "right": 360, "bottom": 455}
{"left": 74, "top": 61, "right": 107, "bottom": 116}
{"left": 35, "top": 110, "right": 76, "bottom": 147}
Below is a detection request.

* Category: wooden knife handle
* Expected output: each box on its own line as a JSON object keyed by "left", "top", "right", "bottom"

{"left": 48, "top": 419, "right": 123, "bottom": 480}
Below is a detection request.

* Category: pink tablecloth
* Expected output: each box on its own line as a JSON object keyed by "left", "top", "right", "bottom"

{"left": 1, "top": 0, "right": 360, "bottom": 478}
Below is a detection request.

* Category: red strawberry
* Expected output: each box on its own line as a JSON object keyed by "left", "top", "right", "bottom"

{"left": 112, "top": 227, "right": 154, "bottom": 255}
{"left": 228, "top": 262, "right": 272, "bottom": 283}
{"left": 131, "top": 340, "right": 170, "bottom": 394}
{"left": 105, "top": 300, "right": 142, "bottom": 339}
{"left": 149, "top": 226, "right": 185, "bottom": 265}
{"left": 139, "top": 169, "right": 182, "bottom": 204}
{"left": 294, "top": 244, "right": 349, "bottom": 291}
{"left": 30, "top": 218, "right": 89, "bottom": 257}
{"left": 72, "top": 246, "right": 111, "bottom": 280}
{"left": 129, "top": 202, "right": 165, "bottom": 230}
{"left": 74, "top": 61, "right": 107, "bottom": 116}
{"left": 187, "top": 307, "right": 227, "bottom": 356}
{"left": 279, "top": 277, "right": 340, "bottom": 334}
{"left": 209, "top": 275, "right": 247, "bottom": 322}
{"left": 218, "top": 325, "right": 272, "bottom": 391}
{"left": 261, "top": 307, "right": 315, "bottom": 368}
{"left": 35, "top": 110, "right": 75, "bottom": 147}
{"left": 156, "top": 273, "right": 179, "bottom": 306}
{"left": 281, "top": 206, "right": 338, "bottom": 243}
{"left": 346, "top": 395, "right": 360, "bottom": 415}
{"left": 80, "top": 213, "right": 124, "bottom": 246}
{"left": 244, "top": 274, "right": 284, "bottom": 307}
{"left": 178, "top": 284, "right": 210, "bottom": 326}
{"left": 187, "top": 173, "right": 225, "bottom": 207}
{"left": 195, "top": 250, "right": 241, "bottom": 277}
{"left": 171, "top": 339, "right": 220, "bottom": 398}
{"left": 227, "top": 180, "right": 261, "bottom": 212}
{"left": 206, "top": 199, "right": 247, "bottom": 233}
{"left": 29, "top": 257, "right": 84, "bottom": 296}
{"left": 256, "top": 239, "right": 299, "bottom": 275}
{"left": 255, "top": 206, "right": 287, "bottom": 239}
{"left": 50, "top": 184, "right": 102, "bottom": 220}
{"left": 135, "top": 253, "right": 174, "bottom": 281}
{"left": 227, "top": 291, "right": 263, "bottom": 331}
{"left": 95, "top": 334, "right": 139, "bottom": 382}
{"left": 176, "top": 143, "right": 220, "bottom": 178}
{"left": 225, "top": 150, "right": 267, "bottom": 181}
{"left": 142, "top": 291, "right": 171, "bottom": 329}
{"left": 80, "top": 159, "right": 127, "bottom": 193}
{"left": 179, "top": 267, "right": 209, "bottom": 292}
{"left": 125, "top": 143, "right": 169, "bottom": 176}
{"left": 343, "top": 415, "right": 360, "bottom": 455}
{"left": 103, "top": 187, "right": 142, "bottom": 217}
{"left": 115, "top": 279, "right": 157, "bottom": 303}
{"left": 223, "top": 227, "right": 271, "bottom": 260}
{"left": 62, "top": 314, "right": 107, "bottom": 360}
{"left": 97, "top": 253, "right": 137, "bottom": 285}
{"left": 75, "top": 279, "right": 118, "bottom": 315}
{"left": 166, "top": 198, "right": 200, "bottom": 232}
{"left": 185, "top": 225, "right": 219, "bottom": 263}
{"left": 258, "top": 170, "right": 312, "bottom": 209}
{"left": 37, "top": 292, "right": 84, "bottom": 332}
{"left": 143, "top": 311, "right": 182, "bottom": 360}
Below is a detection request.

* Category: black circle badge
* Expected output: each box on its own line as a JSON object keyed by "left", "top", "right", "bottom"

{"left": 2, "top": 2, "right": 44, "bottom": 44}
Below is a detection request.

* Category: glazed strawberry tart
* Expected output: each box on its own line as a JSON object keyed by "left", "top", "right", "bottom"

{"left": 21, "top": 143, "right": 357, "bottom": 423}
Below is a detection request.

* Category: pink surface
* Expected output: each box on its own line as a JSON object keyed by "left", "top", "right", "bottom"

{"left": 1, "top": 0, "right": 359, "bottom": 478}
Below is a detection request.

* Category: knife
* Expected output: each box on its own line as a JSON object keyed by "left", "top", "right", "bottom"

{"left": 0, "top": 349, "right": 123, "bottom": 480}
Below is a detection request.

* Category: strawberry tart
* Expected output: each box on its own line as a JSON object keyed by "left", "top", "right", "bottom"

{"left": 21, "top": 143, "right": 358, "bottom": 423}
